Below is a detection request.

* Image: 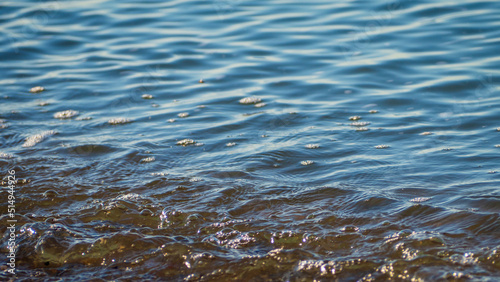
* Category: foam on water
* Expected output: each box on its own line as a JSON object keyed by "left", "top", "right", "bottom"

{"left": 53, "top": 110, "right": 79, "bottom": 119}
{"left": 239, "top": 97, "right": 262, "bottom": 104}
{"left": 21, "top": 130, "right": 57, "bottom": 148}
{"left": 108, "top": 118, "right": 132, "bottom": 125}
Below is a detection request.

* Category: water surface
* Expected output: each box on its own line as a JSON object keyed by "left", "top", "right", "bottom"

{"left": 1, "top": 0, "right": 500, "bottom": 280}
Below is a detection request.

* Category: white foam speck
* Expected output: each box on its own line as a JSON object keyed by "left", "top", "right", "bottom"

{"left": 375, "top": 144, "right": 390, "bottom": 149}
{"left": 22, "top": 130, "right": 57, "bottom": 148}
{"left": 108, "top": 118, "right": 132, "bottom": 125}
{"left": 410, "top": 197, "right": 431, "bottom": 203}
{"left": 140, "top": 156, "right": 155, "bottom": 163}
{"left": 75, "top": 117, "right": 92, "bottom": 121}
{"left": 226, "top": 142, "right": 236, "bottom": 147}
{"left": 305, "top": 144, "right": 320, "bottom": 149}
{"left": 176, "top": 139, "right": 196, "bottom": 146}
{"left": 30, "top": 86, "right": 45, "bottom": 93}
{"left": 356, "top": 127, "right": 369, "bottom": 131}
{"left": 0, "top": 152, "right": 14, "bottom": 159}
{"left": 239, "top": 97, "right": 262, "bottom": 104}
{"left": 301, "top": 160, "right": 314, "bottom": 166}
{"left": 54, "top": 110, "right": 79, "bottom": 119}
{"left": 351, "top": 122, "right": 370, "bottom": 126}
{"left": 178, "top": 112, "right": 189, "bottom": 118}
{"left": 151, "top": 172, "right": 168, "bottom": 176}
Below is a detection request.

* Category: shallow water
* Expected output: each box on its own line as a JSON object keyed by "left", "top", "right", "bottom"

{"left": 1, "top": 0, "right": 500, "bottom": 280}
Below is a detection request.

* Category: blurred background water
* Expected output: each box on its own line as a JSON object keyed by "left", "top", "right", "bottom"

{"left": 1, "top": 0, "right": 500, "bottom": 280}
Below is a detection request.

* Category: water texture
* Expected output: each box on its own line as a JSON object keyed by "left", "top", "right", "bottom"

{"left": 1, "top": 0, "right": 500, "bottom": 280}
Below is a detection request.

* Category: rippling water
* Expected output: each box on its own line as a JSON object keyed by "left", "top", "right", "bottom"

{"left": 1, "top": 0, "right": 500, "bottom": 280}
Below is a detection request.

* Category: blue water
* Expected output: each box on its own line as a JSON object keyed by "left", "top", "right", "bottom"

{"left": 1, "top": 0, "right": 500, "bottom": 280}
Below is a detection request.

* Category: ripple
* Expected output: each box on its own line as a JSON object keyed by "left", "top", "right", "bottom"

{"left": 3, "top": 0, "right": 500, "bottom": 280}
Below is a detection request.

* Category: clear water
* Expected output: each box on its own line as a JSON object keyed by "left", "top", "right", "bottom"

{"left": 1, "top": 0, "right": 500, "bottom": 280}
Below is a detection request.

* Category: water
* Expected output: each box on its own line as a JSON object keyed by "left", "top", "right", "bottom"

{"left": 1, "top": 0, "right": 500, "bottom": 280}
